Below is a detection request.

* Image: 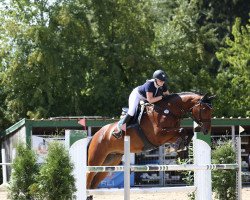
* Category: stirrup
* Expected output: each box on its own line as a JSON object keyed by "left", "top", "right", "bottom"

{"left": 112, "top": 130, "right": 123, "bottom": 139}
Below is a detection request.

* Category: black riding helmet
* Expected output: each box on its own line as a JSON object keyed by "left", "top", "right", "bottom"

{"left": 153, "top": 70, "right": 167, "bottom": 82}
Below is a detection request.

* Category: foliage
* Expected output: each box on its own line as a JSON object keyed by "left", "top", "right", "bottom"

{"left": 176, "top": 145, "right": 194, "bottom": 200}
{"left": 0, "top": 0, "right": 250, "bottom": 130}
{"left": 32, "top": 141, "right": 76, "bottom": 200}
{"left": 178, "top": 138, "right": 237, "bottom": 200}
{"left": 153, "top": 0, "right": 217, "bottom": 93}
{"left": 0, "top": 0, "right": 157, "bottom": 122}
{"left": 8, "top": 143, "right": 39, "bottom": 200}
{"left": 216, "top": 18, "right": 250, "bottom": 117}
{"left": 212, "top": 140, "right": 236, "bottom": 200}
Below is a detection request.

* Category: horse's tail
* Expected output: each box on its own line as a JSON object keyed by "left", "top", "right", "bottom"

{"left": 86, "top": 137, "right": 93, "bottom": 166}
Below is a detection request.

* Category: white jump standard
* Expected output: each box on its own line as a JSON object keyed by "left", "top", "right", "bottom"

{"left": 69, "top": 123, "right": 241, "bottom": 200}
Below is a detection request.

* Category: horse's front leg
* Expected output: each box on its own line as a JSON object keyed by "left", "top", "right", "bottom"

{"left": 166, "top": 128, "right": 193, "bottom": 153}
{"left": 175, "top": 128, "right": 194, "bottom": 152}
{"left": 182, "top": 128, "right": 194, "bottom": 148}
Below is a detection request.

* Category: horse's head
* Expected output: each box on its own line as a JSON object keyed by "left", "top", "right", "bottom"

{"left": 190, "top": 93, "right": 215, "bottom": 134}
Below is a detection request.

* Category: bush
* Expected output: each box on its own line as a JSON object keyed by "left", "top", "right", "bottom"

{"left": 212, "top": 140, "right": 236, "bottom": 200}
{"left": 33, "top": 141, "right": 76, "bottom": 200}
{"left": 8, "top": 143, "right": 39, "bottom": 200}
{"left": 177, "top": 145, "right": 194, "bottom": 200}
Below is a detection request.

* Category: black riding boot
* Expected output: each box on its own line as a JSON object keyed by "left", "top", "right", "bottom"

{"left": 112, "top": 114, "right": 132, "bottom": 139}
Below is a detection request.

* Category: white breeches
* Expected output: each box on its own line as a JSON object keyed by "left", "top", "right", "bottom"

{"left": 127, "top": 87, "right": 146, "bottom": 116}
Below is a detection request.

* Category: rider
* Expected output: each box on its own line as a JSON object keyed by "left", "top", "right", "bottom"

{"left": 113, "top": 69, "right": 170, "bottom": 139}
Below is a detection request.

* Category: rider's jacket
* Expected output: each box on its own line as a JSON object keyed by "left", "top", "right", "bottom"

{"left": 138, "top": 79, "right": 168, "bottom": 98}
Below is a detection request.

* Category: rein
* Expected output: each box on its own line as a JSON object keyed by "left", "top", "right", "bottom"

{"left": 146, "top": 100, "right": 212, "bottom": 132}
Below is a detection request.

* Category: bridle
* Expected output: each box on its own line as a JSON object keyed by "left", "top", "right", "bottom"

{"left": 146, "top": 99, "right": 212, "bottom": 131}
{"left": 189, "top": 101, "right": 212, "bottom": 128}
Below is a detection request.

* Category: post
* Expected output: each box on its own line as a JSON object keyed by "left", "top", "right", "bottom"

{"left": 193, "top": 122, "right": 212, "bottom": 200}
{"left": 232, "top": 126, "right": 236, "bottom": 150}
{"left": 69, "top": 138, "right": 89, "bottom": 200}
{"left": 1, "top": 149, "right": 7, "bottom": 184}
{"left": 236, "top": 137, "right": 242, "bottom": 200}
{"left": 124, "top": 136, "right": 130, "bottom": 200}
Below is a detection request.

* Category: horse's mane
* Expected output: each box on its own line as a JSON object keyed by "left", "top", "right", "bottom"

{"left": 161, "top": 92, "right": 203, "bottom": 102}
{"left": 177, "top": 91, "right": 203, "bottom": 96}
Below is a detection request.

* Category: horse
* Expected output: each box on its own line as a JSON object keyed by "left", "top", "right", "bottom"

{"left": 87, "top": 92, "right": 214, "bottom": 191}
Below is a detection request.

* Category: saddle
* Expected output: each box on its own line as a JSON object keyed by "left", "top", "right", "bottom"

{"left": 121, "top": 102, "right": 158, "bottom": 151}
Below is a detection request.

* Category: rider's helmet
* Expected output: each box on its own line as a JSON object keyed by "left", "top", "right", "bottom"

{"left": 153, "top": 70, "right": 167, "bottom": 82}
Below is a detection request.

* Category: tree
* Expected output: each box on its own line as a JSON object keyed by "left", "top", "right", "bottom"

{"left": 153, "top": 0, "right": 217, "bottom": 93}
{"left": 33, "top": 142, "right": 76, "bottom": 200}
{"left": 8, "top": 143, "right": 39, "bottom": 200}
{"left": 0, "top": 0, "right": 158, "bottom": 124}
{"left": 216, "top": 18, "right": 250, "bottom": 117}
{"left": 82, "top": 0, "right": 157, "bottom": 115}
{"left": 1, "top": 0, "right": 250, "bottom": 128}
{"left": 212, "top": 140, "right": 236, "bottom": 200}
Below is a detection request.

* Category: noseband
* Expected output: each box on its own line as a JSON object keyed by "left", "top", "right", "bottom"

{"left": 189, "top": 101, "right": 212, "bottom": 127}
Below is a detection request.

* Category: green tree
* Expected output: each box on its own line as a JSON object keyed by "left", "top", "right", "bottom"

{"left": 34, "top": 142, "right": 76, "bottom": 200}
{"left": 1, "top": 0, "right": 250, "bottom": 128}
{"left": 8, "top": 143, "right": 39, "bottom": 200}
{"left": 0, "top": 0, "right": 158, "bottom": 124}
{"left": 212, "top": 140, "right": 236, "bottom": 200}
{"left": 216, "top": 18, "right": 250, "bottom": 117}
{"left": 0, "top": 0, "right": 92, "bottom": 121}
{"left": 153, "top": 0, "right": 217, "bottom": 93}
{"left": 153, "top": 0, "right": 250, "bottom": 117}
{"left": 83, "top": 0, "right": 157, "bottom": 115}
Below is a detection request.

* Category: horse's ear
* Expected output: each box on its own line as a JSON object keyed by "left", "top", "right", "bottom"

{"left": 207, "top": 95, "right": 216, "bottom": 101}
{"left": 201, "top": 93, "right": 209, "bottom": 101}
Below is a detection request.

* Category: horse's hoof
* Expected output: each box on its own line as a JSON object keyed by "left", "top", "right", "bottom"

{"left": 176, "top": 146, "right": 188, "bottom": 153}
{"left": 165, "top": 145, "right": 176, "bottom": 154}
{"left": 87, "top": 195, "right": 93, "bottom": 200}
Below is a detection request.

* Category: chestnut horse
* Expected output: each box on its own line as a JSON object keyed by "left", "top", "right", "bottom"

{"left": 87, "top": 92, "right": 214, "bottom": 190}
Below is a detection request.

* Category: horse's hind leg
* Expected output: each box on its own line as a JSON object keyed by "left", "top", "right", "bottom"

{"left": 90, "top": 153, "right": 123, "bottom": 189}
{"left": 87, "top": 152, "right": 108, "bottom": 189}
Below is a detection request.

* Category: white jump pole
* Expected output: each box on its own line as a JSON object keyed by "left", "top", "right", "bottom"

{"left": 193, "top": 122, "right": 212, "bottom": 200}
{"left": 124, "top": 136, "right": 130, "bottom": 200}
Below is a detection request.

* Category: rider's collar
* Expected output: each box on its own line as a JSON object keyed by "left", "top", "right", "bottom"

{"left": 154, "top": 79, "right": 161, "bottom": 88}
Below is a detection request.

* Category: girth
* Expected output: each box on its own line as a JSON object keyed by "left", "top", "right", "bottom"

{"left": 128, "top": 123, "right": 158, "bottom": 152}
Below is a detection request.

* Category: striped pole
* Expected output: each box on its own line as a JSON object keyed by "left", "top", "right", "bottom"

{"left": 193, "top": 122, "right": 212, "bottom": 200}
{"left": 124, "top": 136, "right": 130, "bottom": 200}
{"left": 86, "top": 164, "right": 237, "bottom": 172}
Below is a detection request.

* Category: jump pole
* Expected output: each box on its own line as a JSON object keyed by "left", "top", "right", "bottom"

{"left": 74, "top": 127, "right": 240, "bottom": 200}
{"left": 193, "top": 122, "right": 212, "bottom": 200}
{"left": 124, "top": 136, "right": 130, "bottom": 200}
